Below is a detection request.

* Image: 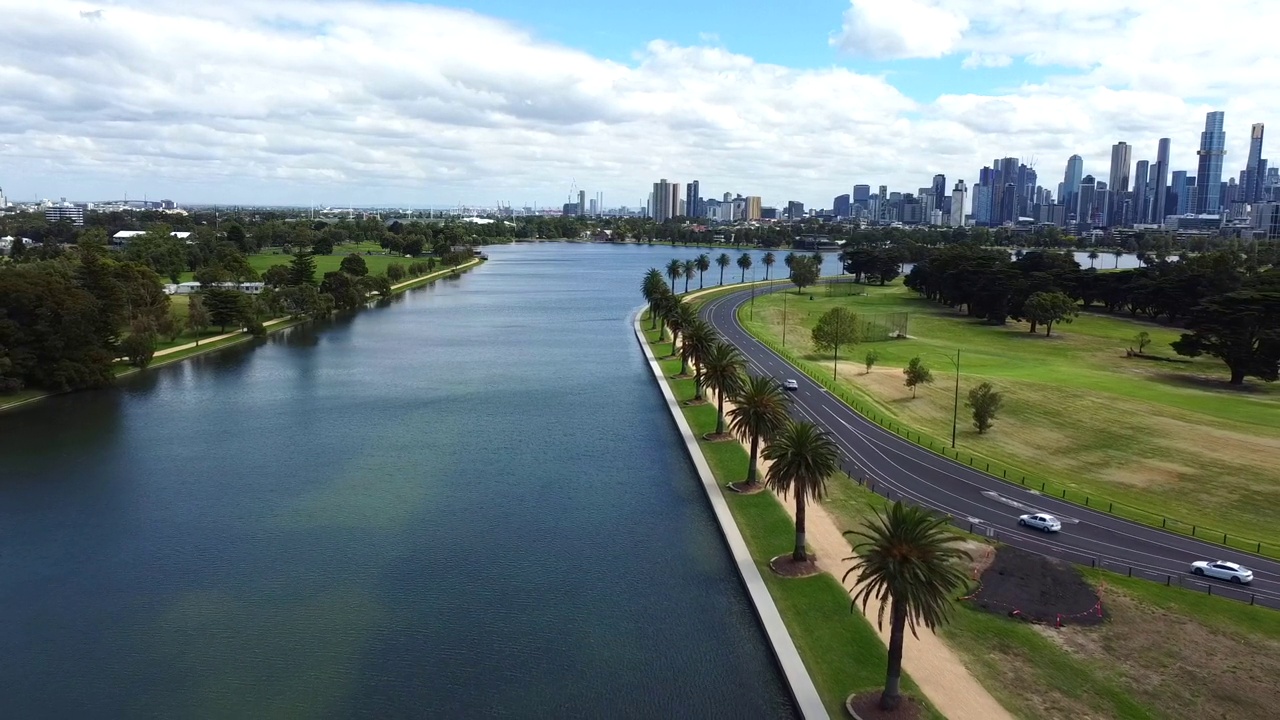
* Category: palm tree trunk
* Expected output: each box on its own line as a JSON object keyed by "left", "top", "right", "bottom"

{"left": 694, "top": 366, "right": 703, "bottom": 400}
{"left": 792, "top": 494, "right": 807, "bottom": 562}
{"left": 670, "top": 330, "right": 679, "bottom": 358}
{"left": 740, "top": 268, "right": 746, "bottom": 283}
{"left": 684, "top": 276, "right": 689, "bottom": 293}
{"left": 746, "top": 433, "right": 759, "bottom": 485}
{"left": 699, "top": 272, "right": 704, "bottom": 289}
{"left": 715, "top": 391, "right": 725, "bottom": 434}
{"left": 719, "top": 267, "right": 725, "bottom": 285}
{"left": 879, "top": 599, "right": 907, "bottom": 711}
{"left": 649, "top": 303, "right": 657, "bottom": 330}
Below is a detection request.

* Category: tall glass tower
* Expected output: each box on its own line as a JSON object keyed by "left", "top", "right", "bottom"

{"left": 1153, "top": 138, "right": 1171, "bottom": 222}
{"left": 1195, "top": 111, "right": 1226, "bottom": 214}
{"left": 1245, "top": 124, "right": 1265, "bottom": 202}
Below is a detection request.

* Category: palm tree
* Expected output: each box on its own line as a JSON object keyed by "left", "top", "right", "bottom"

{"left": 642, "top": 268, "right": 666, "bottom": 330}
{"left": 728, "top": 376, "right": 791, "bottom": 490}
{"left": 680, "top": 319, "right": 716, "bottom": 401}
{"left": 763, "top": 420, "right": 840, "bottom": 563}
{"left": 736, "top": 252, "right": 753, "bottom": 283}
{"left": 1112, "top": 247, "right": 1124, "bottom": 268}
{"left": 716, "top": 252, "right": 731, "bottom": 285}
{"left": 844, "top": 501, "right": 969, "bottom": 712}
{"left": 701, "top": 341, "right": 745, "bottom": 435}
{"left": 784, "top": 251, "right": 797, "bottom": 278}
{"left": 683, "top": 258, "right": 698, "bottom": 293}
{"left": 696, "top": 253, "right": 711, "bottom": 289}
{"left": 669, "top": 302, "right": 698, "bottom": 370}
{"left": 763, "top": 251, "right": 776, "bottom": 280}
{"left": 665, "top": 258, "right": 683, "bottom": 293}
{"left": 653, "top": 293, "right": 678, "bottom": 342}
{"left": 1087, "top": 250, "right": 1099, "bottom": 269}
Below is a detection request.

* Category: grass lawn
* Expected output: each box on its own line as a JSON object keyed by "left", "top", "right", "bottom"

{"left": 643, "top": 320, "right": 940, "bottom": 719}
{"left": 739, "top": 280, "right": 1280, "bottom": 550}
{"left": 178, "top": 244, "right": 416, "bottom": 282}
{"left": 940, "top": 567, "right": 1280, "bottom": 720}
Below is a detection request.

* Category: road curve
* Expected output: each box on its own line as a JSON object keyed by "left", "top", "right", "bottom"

{"left": 700, "top": 283, "right": 1280, "bottom": 610}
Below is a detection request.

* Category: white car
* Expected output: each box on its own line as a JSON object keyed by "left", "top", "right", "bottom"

{"left": 1018, "top": 513, "right": 1062, "bottom": 533}
{"left": 783, "top": 379, "right": 799, "bottom": 391}
{"left": 1191, "top": 560, "right": 1253, "bottom": 585}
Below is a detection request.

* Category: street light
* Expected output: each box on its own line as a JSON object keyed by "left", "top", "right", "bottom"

{"left": 926, "top": 350, "right": 962, "bottom": 449}
{"left": 782, "top": 286, "right": 788, "bottom": 347}
{"left": 749, "top": 266, "right": 756, "bottom": 320}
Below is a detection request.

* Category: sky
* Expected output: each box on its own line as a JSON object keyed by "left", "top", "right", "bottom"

{"left": 2, "top": 0, "right": 1279, "bottom": 209}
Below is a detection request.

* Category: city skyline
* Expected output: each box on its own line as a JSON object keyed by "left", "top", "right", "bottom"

{"left": 3, "top": 1, "right": 1280, "bottom": 207}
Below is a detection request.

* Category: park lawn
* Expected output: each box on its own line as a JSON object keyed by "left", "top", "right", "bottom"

{"left": 643, "top": 322, "right": 941, "bottom": 719}
{"left": 739, "top": 281, "right": 1280, "bottom": 550}
{"left": 940, "top": 568, "right": 1280, "bottom": 720}
{"left": 178, "top": 245, "right": 414, "bottom": 282}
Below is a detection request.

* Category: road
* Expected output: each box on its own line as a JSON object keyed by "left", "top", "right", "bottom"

{"left": 700, "top": 282, "right": 1280, "bottom": 610}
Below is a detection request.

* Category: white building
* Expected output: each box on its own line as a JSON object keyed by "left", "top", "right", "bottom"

{"left": 112, "top": 230, "right": 194, "bottom": 245}
{"left": 951, "top": 180, "right": 967, "bottom": 227}
{"left": 45, "top": 201, "right": 85, "bottom": 227}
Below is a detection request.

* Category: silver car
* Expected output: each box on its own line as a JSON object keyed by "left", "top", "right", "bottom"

{"left": 1190, "top": 560, "right": 1253, "bottom": 584}
{"left": 1018, "top": 513, "right": 1062, "bottom": 533}
{"left": 783, "top": 379, "right": 799, "bottom": 391}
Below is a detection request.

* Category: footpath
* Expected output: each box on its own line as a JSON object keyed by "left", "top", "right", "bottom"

{"left": 0, "top": 257, "right": 482, "bottom": 413}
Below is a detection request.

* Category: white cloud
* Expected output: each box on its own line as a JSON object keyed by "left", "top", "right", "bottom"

{"left": 0, "top": 0, "right": 1278, "bottom": 209}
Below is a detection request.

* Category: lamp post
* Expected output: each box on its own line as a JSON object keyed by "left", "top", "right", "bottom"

{"left": 782, "top": 286, "right": 788, "bottom": 347}
{"left": 927, "top": 350, "right": 962, "bottom": 449}
{"left": 750, "top": 266, "right": 756, "bottom": 320}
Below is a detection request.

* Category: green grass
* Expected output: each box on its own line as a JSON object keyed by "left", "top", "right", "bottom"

{"left": 178, "top": 245, "right": 417, "bottom": 282}
{"left": 739, "top": 280, "right": 1280, "bottom": 554}
{"left": 940, "top": 566, "right": 1280, "bottom": 720}
{"left": 642, "top": 321, "right": 940, "bottom": 719}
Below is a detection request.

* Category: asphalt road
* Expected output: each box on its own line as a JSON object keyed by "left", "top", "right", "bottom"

{"left": 700, "top": 282, "right": 1280, "bottom": 610}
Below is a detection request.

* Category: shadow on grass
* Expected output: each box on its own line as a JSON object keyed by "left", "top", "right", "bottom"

{"left": 1150, "top": 371, "right": 1277, "bottom": 396}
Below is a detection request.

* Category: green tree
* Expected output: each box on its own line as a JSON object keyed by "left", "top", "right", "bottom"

{"left": 903, "top": 356, "right": 933, "bottom": 398}
{"left": 701, "top": 341, "right": 745, "bottom": 435}
{"left": 320, "top": 271, "right": 363, "bottom": 310}
{"left": 276, "top": 284, "right": 329, "bottom": 318}
{"left": 966, "top": 382, "right": 1004, "bottom": 434}
{"left": 763, "top": 251, "right": 776, "bottom": 280}
{"left": 157, "top": 308, "right": 184, "bottom": 342}
{"left": 123, "top": 229, "right": 186, "bottom": 283}
{"left": 288, "top": 251, "right": 317, "bottom": 287}
{"left": 763, "top": 420, "right": 840, "bottom": 563}
{"left": 8, "top": 236, "right": 25, "bottom": 261}
{"left": 120, "top": 325, "right": 157, "bottom": 369}
{"left": 811, "top": 307, "right": 861, "bottom": 379}
{"left": 727, "top": 375, "right": 791, "bottom": 490}
{"left": 0, "top": 264, "right": 115, "bottom": 392}
{"left": 340, "top": 253, "right": 369, "bottom": 277}
{"left": 668, "top": 302, "right": 698, "bottom": 370}
{"left": 1087, "top": 249, "right": 1099, "bottom": 269}
{"left": 312, "top": 235, "right": 334, "bottom": 256}
{"left": 1172, "top": 287, "right": 1280, "bottom": 385}
{"left": 844, "top": 501, "right": 969, "bottom": 712}
{"left": 680, "top": 319, "right": 716, "bottom": 402}
{"left": 790, "top": 256, "right": 820, "bottom": 294}
{"left": 386, "top": 263, "right": 407, "bottom": 283}
{"left": 1135, "top": 331, "right": 1151, "bottom": 355}
{"left": 682, "top": 258, "right": 698, "bottom": 293}
{"left": 696, "top": 253, "right": 711, "bottom": 289}
{"left": 203, "top": 288, "right": 246, "bottom": 332}
{"left": 1023, "top": 291, "right": 1079, "bottom": 336}
{"left": 226, "top": 223, "right": 250, "bottom": 253}
{"left": 716, "top": 253, "right": 731, "bottom": 285}
{"left": 665, "top": 258, "right": 683, "bottom": 293}
{"left": 186, "top": 294, "right": 210, "bottom": 343}
{"left": 641, "top": 268, "right": 668, "bottom": 330}
{"left": 865, "top": 349, "right": 880, "bottom": 375}
{"left": 736, "top": 252, "right": 753, "bottom": 283}
{"left": 262, "top": 264, "right": 292, "bottom": 289}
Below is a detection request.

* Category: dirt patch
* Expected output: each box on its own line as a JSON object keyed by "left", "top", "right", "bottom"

{"left": 769, "top": 553, "right": 820, "bottom": 578}
{"left": 966, "top": 547, "right": 1104, "bottom": 626}
{"left": 846, "top": 692, "right": 925, "bottom": 720}
{"left": 701, "top": 431, "right": 734, "bottom": 442}
{"left": 1094, "top": 460, "right": 1193, "bottom": 489}
{"left": 726, "top": 481, "right": 766, "bottom": 495}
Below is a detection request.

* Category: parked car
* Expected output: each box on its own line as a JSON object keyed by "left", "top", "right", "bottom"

{"left": 1017, "top": 513, "right": 1062, "bottom": 533}
{"left": 783, "top": 379, "right": 799, "bottom": 391}
{"left": 1190, "top": 560, "right": 1253, "bottom": 584}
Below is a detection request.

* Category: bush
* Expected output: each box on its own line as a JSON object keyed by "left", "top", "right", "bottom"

{"left": 120, "top": 332, "right": 157, "bottom": 369}
{"left": 386, "top": 263, "right": 407, "bottom": 282}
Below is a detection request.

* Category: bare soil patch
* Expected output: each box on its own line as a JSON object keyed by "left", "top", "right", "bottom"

{"left": 769, "top": 553, "right": 820, "bottom": 578}
{"left": 846, "top": 692, "right": 925, "bottom": 720}
{"left": 966, "top": 547, "right": 1104, "bottom": 626}
{"left": 700, "top": 431, "right": 734, "bottom": 442}
{"left": 726, "top": 481, "right": 766, "bottom": 495}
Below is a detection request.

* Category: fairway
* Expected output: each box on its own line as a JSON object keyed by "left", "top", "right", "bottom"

{"left": 740, "top": 280, "right": 1280, "bottom": 547}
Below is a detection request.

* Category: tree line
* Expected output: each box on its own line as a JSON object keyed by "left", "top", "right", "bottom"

{"left": 904, "top": 245, "right": 1280, "bottom": 384}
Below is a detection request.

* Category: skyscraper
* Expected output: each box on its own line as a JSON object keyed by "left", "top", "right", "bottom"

{"left": 1061, "top": 155, "right": 1084, "bottom": 219}
{"left": 671, "top": 183, "right": 683, "bottom": 219}
{"left": 1132, "top": 160, "right": 1149, "bottom": 225}
{"left": 1245, "top": 123, "right": 1265, "bottom": 203}
{"left": 951, "top": 180, "right": 967, "bottom": 227}
{"left": 877, "top": 185, "right": 889, "bottom": 223}
{"left": 1109, "top": 142, "right": 1132, "bottom": 225}
{"left": 1196, "top": 111, "right": 1226, "bottom": 214}
{"left": 578, "top": 190, "right": 587, "bottom": 217}
{"left": 833, "top": 194, "right": 851, "bottom": 218}
{"left": 853, "top": 185, "right": 871, "bottom": 212}
{"left": 745, "top": 196, "right": 762, "bottom": 220}
{"left": 932, "top": 174, "right": 946, "bottom": 211}
{"left": 1077, "top": 175, "right": 1098, "bottom": 227}
{"left": 995, "top": 157, "right": 1019, "bottom": 224}
{"left": 686, "top": 180, "right": 701, "bottom": 219}
{"left": 1153, "top": 138, "right": 1171, "bottom": 223}
{"left": 652, "top": 179, "right": 674, "bottom": 222}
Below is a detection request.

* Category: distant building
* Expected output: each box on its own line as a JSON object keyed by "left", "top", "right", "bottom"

{"left": 45, "top": 202, "right": 85, "bottom": 227}
{"left": 833, "top": 194, "right": 851, "bottom": 218}
{"left": 786, "top": 200, "right": 804, "bottom": 220}
{"left": 1196, "top": 111, "right": 1226, "bottom": 213}
{"left": 950, "top": 180, "right": 967, "bottom": 227}
{"left": 745, "top": 196, "right": 762, "bottom": 220}
{"left": 853, "top": 185, "right": 871, "bottom": 212}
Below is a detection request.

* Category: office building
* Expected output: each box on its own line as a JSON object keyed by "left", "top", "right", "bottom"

{"left": 1061, "top": 154, "right": 1084, "bottom": 220}
{"left": 686, "top": 180, "right": 701, "bottom": 219}
{"left": 578, "top": 190, "right": 586, "bottom": 216}
{"left": 951, "top": 180, "right": 967, "bottom": 227}
{"left": 833, "top": 194, "right": 851, "bottom": 218}
{"left": 1077, "top": 175, "right": 1099, "bottom": 227}
{"left": 853, "top": 185, "right": 871, "bottom": 212}
{"left": 1195, "top": 111, "right": 1226, "bottom": 213}
{"left": 651, "top": 179, "right": 675, "bottom": 222}
{"left": 1109, "top": 141, "right": 1132, "bottom": 224}
{"left": 1244, "top": 124, "right": 1266, "bottom": 203}
{"left": 1153, "top": 138, "right": 1170, "bottom": 222}
{"left": 745, "top": 196, "right": 762, "bottom": 220}
{"left": 877, "top": 185, "right": 889, "bottom": 223}
{"left": 931, "top": 174, "right": 946, "bottom": 211}
{"left": 972, "top": 184, "right": 993, "bottom": 225}
{"left": 45, "top": 202, "right": 85, "bottom": 226}
{"left": 588, "top": 199, "right": 598, "bottom": 215}
{"left": 1132, "top": 160, "right": 1149, "bottom": 226}
{"left": 786, "top": 201, "right": 804, "bottom": 220}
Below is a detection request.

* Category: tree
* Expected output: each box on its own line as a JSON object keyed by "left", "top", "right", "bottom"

{"left": 1135, "top": 331, "right": 1151, "bottom": 355}
{"left": 865, "top": 349, "right": 880, "bottom": 375}
{"left": 402, "top": 237, "right": 425, "bottom": 257}
{"left": 1113, "top": 247, "right": 1124, "bottom": 269}
{"left": 157, "top": 308, "right": 184, "bottom": 342}
{"left": 203, "top": 288, "right": 246, "bottom": 332}
{"left": 0, "top": 264, "right": 116, "bottom": 393}
{"left": 763, "top": 251, "right": 776, "bottom": 280}
{"left": 1087, "top": 249, "right": 1099, "bottom": 269}
{"left": 276, "top": 284, "right": 329, "bottom": 318}
{"left": 312, "top": 235, "right": 334, "bottom": 255}
{"left": 339, "top": 253, "right": 369, "bottom": 277}
{"left": 680, "top": 319, "right": 716, "bottom": 401}
{"left": 811, "top": 307, "right": 862, "bottom": 379}
{"left": 387, "top": 263, "right": 407, "bottom": 283}
{"left": 727, "top": 376, "right": 791, "bottom": 490}
{"left": 225, "top": 223, "right": 250, "bottom": 253}
{"left": 641, "top": 268, "right": 667, "bottom": 329}
{"left": 716, "top": 253, "right": 731, "bottom": 285}
{"left": 696, "top": 253, "right": 711, "bottom": 289}
{"left": 1023, "top": 291, "right": 1079, "bottom": 336}
{"left": 1172, "top": 287, "right": 1280, "bottom": 385}
{"left": 665, "top": 258, "right": 683, "bottom": 293}
{"left": 784, "top": 251, "right": 797, "bottom": 278}
{"left": 844, "top": 501, "right": 969, "bottom": 712}
{"left": 669, "top": 302, "right": 699, "bottom": 371}
{"left": 262, "top": 264, "right": 292, "bottom": 289}
{"left": 120, "top": 328, "right": 157, "bottom": 369}
{"left": 736, "top": 252, "right": 753, "bottom": 283}
{"left": 288, "top": 251, "right": 317, "bottom": 287}
{"left": 320, "top": 271, "right": 363, "bottom": 310}
{"left": 763, "top": 420, "right": 840, "bottom": 563}
{"left": 683, "top": 258, "right": 698, "bottom": 293}
{"left": 966, "top": 382, "right": 1004, "bottom": 434}
{"left": 701, "top": 341, "right": 746, "bottom": 435}
{"left": 186, "top": 294, "right": 210, "bottom": 343}
{"left": 359, "top": 274, "right": 393, "bottom": 297}
{"left": 903, "top": 356, "right": 933, "bottom": 398}
{"left": 790, "top": 256, "right": 820, "bottom": 294}
{"left": 123, "top": 229, "right": 186, "bottom": 283}
{"left": 9, "top": 236, "right": 24, "bottom": 261}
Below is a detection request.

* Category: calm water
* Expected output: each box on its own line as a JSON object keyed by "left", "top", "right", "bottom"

{"left": 0, "top": 244, "right": 796, "bottom": 718}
